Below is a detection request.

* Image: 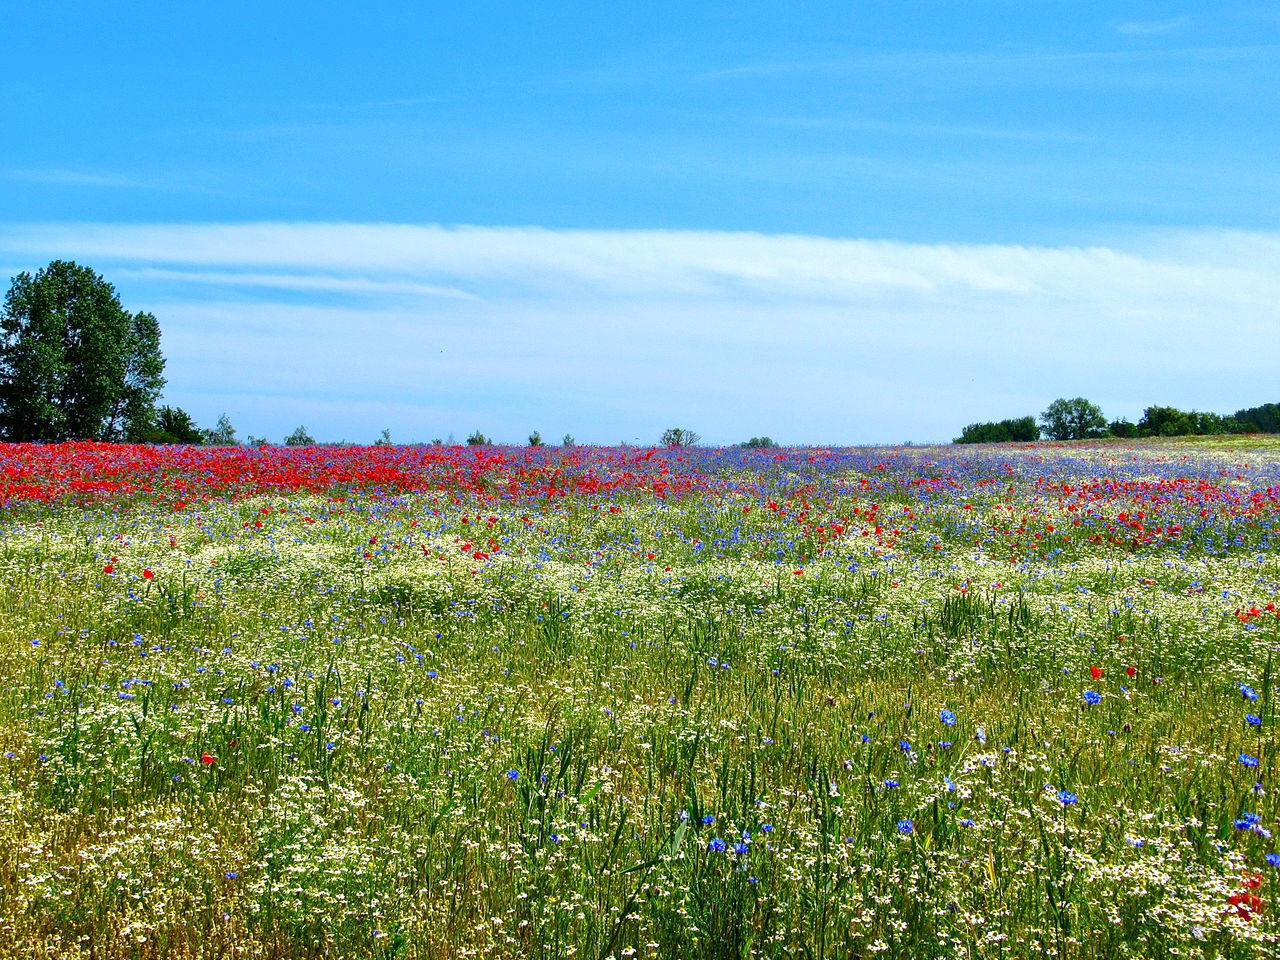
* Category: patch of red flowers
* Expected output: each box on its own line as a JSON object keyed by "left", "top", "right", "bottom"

{"left": 1227, "top": 874, "right": 1266, "bottom": 921}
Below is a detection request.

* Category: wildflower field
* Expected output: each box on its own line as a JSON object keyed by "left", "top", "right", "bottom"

{"left": 1, "top": 440, "right": 1278, "bottom": 960}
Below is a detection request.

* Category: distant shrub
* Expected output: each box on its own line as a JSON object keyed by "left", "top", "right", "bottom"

{"left": 466, "top": 430, "right": 490, "bottom": 446}
{"left": 1234, "top": 402, "right": 1280, "bottom": 433}
{"left": 1133, "top": 406, "right": 1250, "bottom": 438}
{"left": 528, "top": 430, "right": 543, "bottom": 447}
{"left": 374, "top": 428, "right": 393, "bottom": 446}
{"left": 660, "top": 427, "right": 700, "bottom": 447}
{"left": 741, "top": 436, "right": 778, "bottom": 448}
{"left": 1108, "top": 418, "right": 1135, "bottom": 438}
{"left": 202, "top": 413, "right": 238, "bottom": 446}
{"left": 138, "top": 406, "right": 205, "bottom": 445}
{"left": 284, "top": 425, "right": 314, "bottom": 446}
{"left": 561, "top": 434, "right": 574, "bottom": 446}
{"left": 955, "top": 416, "right": 1040, "bottom": 444}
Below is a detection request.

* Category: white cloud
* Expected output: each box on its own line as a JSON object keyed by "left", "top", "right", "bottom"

{"left": 0, "top": 222, "right": 1275, "bottom": 444}
{"left": 6, "top": 169, "right": 140, "bottom": 188}
{"left": 1115, "top": 17, "right": 1190, "bottom": 36}
{"left": 2, "top": 221, "right": 1277, "bottom": 306}
{"left": 115, "top": 267, "right": 479, "bottom": 300}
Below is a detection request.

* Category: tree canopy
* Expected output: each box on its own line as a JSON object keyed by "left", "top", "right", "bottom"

{"left": 0, "top": 261, "right": 165, "bottom": 442}
{"left": 1039, "top": 398, "right": 1107, "bottom": 441}
{"left": 660, "top": 427, "right": 701, "bottom": 447}
{"left": 955, "top": 416, "right": 1040, "bottom": 444}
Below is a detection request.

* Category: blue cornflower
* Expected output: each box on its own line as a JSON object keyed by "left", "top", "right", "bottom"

{"left": 1082, "top": 690, "right": 1101, "bottom": 706}
{"left": 733, "top": 842, "right": 749, "bottom": 854}
{"left": 708, "top": 838, "right": 726, "bottom": 853}
{"left": 701, "top": 814, "right": 715, "bottom": 825}
{"left": 1247, "top": 714, "right": 1263, "bottom": 726}
{"left": 506, "top": 769, "right": 520, "bottom": 780}
{"left": 883, "top": 779, "right": 900, "bottom": 789}
{"left": 939, "top": 741, "right": 953, "bottom": 749}
{"left": 898, "top": 739, "right": 912, "bottom": 752}
{"left": 761, "top": 824, "right": 773, "bottom": 833}
{"left": 940, "top": 709, "right": 957, "bottom": 727}
{"left": 1268, "top": 854, "right": 1280, "bottom": 868}
{"left": 975, "top": 728, "right": 986, "bottom": 745}
{"left": 426, "top": 670, "right": 438, "bottom": 679}
{"left": 1057, "top": 791, "right": 1079, "bottom": 805}
{"left": 1240, "top": 754, "right": 1260, "bottom": 768}
{"left": 549, "top": 834, "right": 561, "bottom": 843}
{"left": 1241, "top": 683, "right": 1260, "bottom": 702}
{"left": 959, "top": 818, "right": 975, "bottom": 827}
{"left": 896, "top": 819, "right": 914, "bottom": 834}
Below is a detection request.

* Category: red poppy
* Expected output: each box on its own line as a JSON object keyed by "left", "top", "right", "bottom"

{"left": 103, "top": 564, "right": 113, "bottom": 574}
{"left": 1228, "top": 891, "right": 1264, "bottom": 920}
{"left": 201, "top": 752, "right": 216, "bottom": 765}
{"left": 142, "top": 569, "right": 154, "bottom": 580}
{"left": 1126, "top": 666, "right": 1137, "bottom": 677}
{"left": 1090, "top": 666, "right": 1103, "bottom": 680}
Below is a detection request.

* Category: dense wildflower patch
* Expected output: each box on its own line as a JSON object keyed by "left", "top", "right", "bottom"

{"left": 0, "top": 440, "right": 1278, "bottom": 958}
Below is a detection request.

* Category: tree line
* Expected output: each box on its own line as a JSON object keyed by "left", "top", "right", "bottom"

{"left": 957, "top": 397, "right": 1279, "bottom": 444}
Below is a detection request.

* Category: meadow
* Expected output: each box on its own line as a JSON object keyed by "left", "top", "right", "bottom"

{"left": 0, "top": 439, "right": 1277, "bottom": 959}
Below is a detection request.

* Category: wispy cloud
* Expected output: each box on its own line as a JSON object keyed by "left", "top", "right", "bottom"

{"left": 7, "top": 169, "right": 141, "bottom": 188}
{"left": 2, "top": 221, "right": 1275, "bottom": 305}
{"left": 694, "top": 42, "right": 1273, "bottom": 82}
{"left": 1115, "top": 16, "right": 1190, "bottom": 36}
{"left": 758, "top": 115, "right": 1096, "bottom": 144}
{"left": 115, "top": 267, "right": 479, "bottom": 300}
{"left": 0, "top": 222, "right": 1274, "bottom": 443}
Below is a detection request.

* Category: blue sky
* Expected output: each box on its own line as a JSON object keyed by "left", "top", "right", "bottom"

{"left": 2, "top": 2, "right": 1277, "bottom": 444}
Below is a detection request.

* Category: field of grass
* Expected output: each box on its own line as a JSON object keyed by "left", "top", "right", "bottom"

{"left": 0, "top": 439, "right": 1278, "bottom": 959}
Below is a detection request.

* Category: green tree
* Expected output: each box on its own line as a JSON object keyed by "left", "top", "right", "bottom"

{"left": 741, "top": 436, "right": 779, "bottom": 448}
{"left": 1108, "top": 418, "right": 1135, "bottom": 439}
{"left": 0, "top": 261, "right": 166, "bottom": 441}
{"left": 1234, "top": 402, "right": 1280, "bottom": 433}
{"left": 139, "top": 406, "right": 204, "bottom": 444}
{"left": 561, "top": 434, "right": 574, "bottom": 446}
{"left": 203, "top": 413, "right": 238, "bottom": 446}
{"left": 1135, "top": 406, "right": 1192, "bottom": 437}
{"left": 660, "top": 427, "right": 701, "bottom": 447}
{"left": 466, "top": 430, "right": 490, "bottom": 446}
{"left": 955, "top": 416, "right": 1040, "bottom": 444}
{"left": 528, "top": 430, "right": 543, "bottom": 447}
{"left": 374, "top": 428, "right": 393, "bottom": 446}
{"left": 284, "top": 425, "right": 314, "bottom": 446}
{"left": 1039, "top": 398, "right": 1106, "bottom": 441}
